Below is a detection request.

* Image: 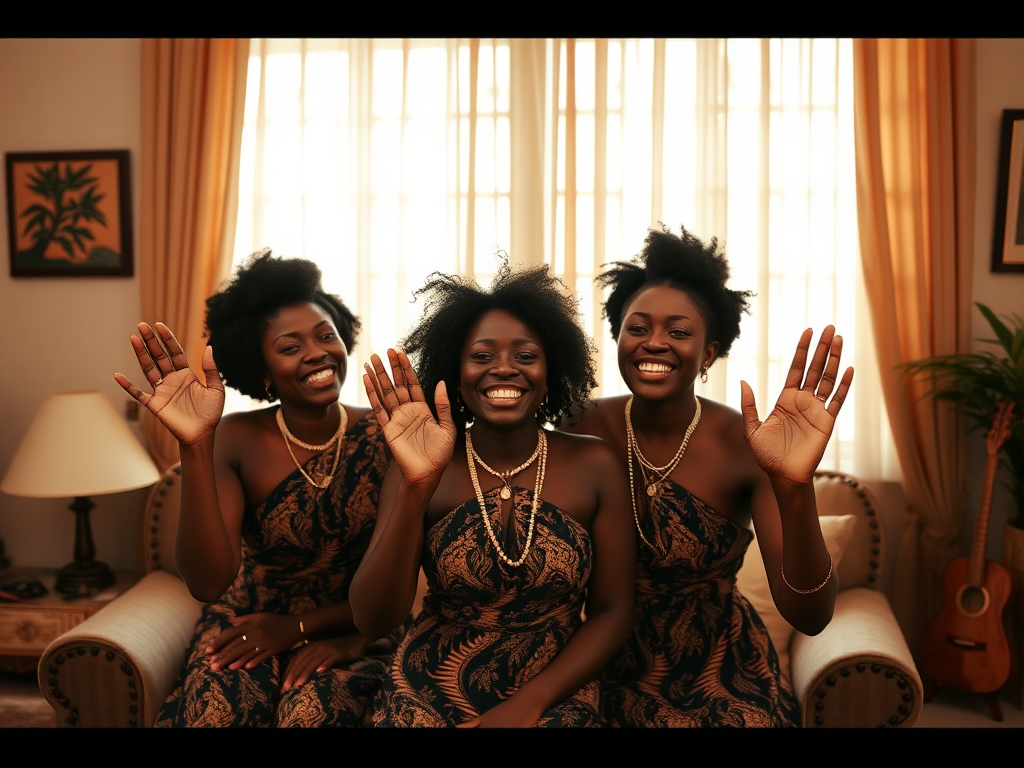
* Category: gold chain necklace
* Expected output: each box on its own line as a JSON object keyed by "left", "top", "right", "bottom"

{"left": 625, "top": 396, "right": 700, "bottom": 548}
{"left": 276, "top": 407, "right": 345, "bottom": 451}
{"left": 625, "top": 395, "right": 701, "bottom": 497}
{"left": 468, "top": 438, "right": 543, "bottom": 500}
{"left": 277, "top": 406, "right": 348, "bottom": 489}
{"left": 466, "top": 427, "right": 547, "bottom": 567}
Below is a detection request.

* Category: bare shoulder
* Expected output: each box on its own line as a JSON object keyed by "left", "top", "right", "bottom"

{"left": 560, "top": 395, "right": 630, "bottom": 441}
{"left": 215, "top": 408, "right": 277, "bottom": 464}
{"left": 695, "top": 396, "right": 760, "bottom": 473}
{"left": 547, "top": 429, "right": 623, "bottom": 471}
{"left": 218, "top": 407, "right": 275, "bottom": 440}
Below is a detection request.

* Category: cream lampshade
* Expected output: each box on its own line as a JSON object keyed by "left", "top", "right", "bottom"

{"left": 1, "top": 391, "right": 160, "bottom": 595}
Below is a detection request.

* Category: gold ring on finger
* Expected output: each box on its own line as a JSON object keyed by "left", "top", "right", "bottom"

{"left": 255, "top": 646, "right": 260, "bottom": 652}
{"left": 242, "top": 634, "right": 247, "bottom": 642}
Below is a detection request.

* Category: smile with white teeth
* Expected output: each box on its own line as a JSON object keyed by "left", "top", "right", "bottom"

{"left": 486, "top": 388, "right": 523, "bottom": 400}
{"left": 304, "top": 369, "right": 334, "bottom": 384}
{"left": 638, "top": 362, "right": 673, "bottom": 373}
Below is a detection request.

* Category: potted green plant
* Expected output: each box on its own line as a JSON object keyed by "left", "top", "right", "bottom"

{"left": 904, "top": 302, "right": 1024, "bottom": 530}
{"left": 904, "top": 301, "right": 1024, "bottom": 705}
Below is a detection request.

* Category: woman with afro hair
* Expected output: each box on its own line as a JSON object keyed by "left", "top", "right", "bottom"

{"left": 115, "top": 250, "right": 396, "bottom": 727}
{"left": 564, "top": 225, "right": 854, "bottom": 727}
{"left": 350, "top": 262, "right": 635, "bottom": 727}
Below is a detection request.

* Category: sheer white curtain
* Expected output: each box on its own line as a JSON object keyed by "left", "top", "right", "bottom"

{"left": 230, "top": 37, "right": 899, "bottom": 481}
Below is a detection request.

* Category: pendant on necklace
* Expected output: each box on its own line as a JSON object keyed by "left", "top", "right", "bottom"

{"left": 500, "top": 485, "right": 512, "bottom": 500}
{"left": 646, "top": 483, "right": 661, "bottom": 497}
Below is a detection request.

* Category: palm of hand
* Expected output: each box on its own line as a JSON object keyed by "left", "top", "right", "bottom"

{"left": 384, "top": 400, "right": 455, "bottom": 484}
{"left": 148, "top": 368, "right": 224, "bottom": 445}
{"left": 746, "top": 388, "right": 833, "bottom": 484}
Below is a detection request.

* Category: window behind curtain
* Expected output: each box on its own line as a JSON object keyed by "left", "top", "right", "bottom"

{"left": 228, "top": 37, "right": 900, "bottom": 481}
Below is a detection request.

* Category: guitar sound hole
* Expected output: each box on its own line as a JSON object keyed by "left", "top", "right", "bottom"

{"left": 957, "top": 585, "right": 990, "bottom": 617}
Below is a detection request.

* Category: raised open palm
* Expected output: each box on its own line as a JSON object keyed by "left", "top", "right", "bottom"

{"left": 363, "top": 349, "right": 456, "bottom": 486}
{"left": 113, "top": 322, "right": 225, "bottom": 446}
{"left": 740, "top": 326, "right": 854, "bottom": 485}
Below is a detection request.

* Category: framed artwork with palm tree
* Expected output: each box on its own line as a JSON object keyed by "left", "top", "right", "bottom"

{"left": 5, "top": 150, "right": 134, "bottom": 277}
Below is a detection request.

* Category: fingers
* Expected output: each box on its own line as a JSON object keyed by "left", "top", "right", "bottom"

{"left": 808, "top": 328, "right": 842, "bottom": 404}
{"left": 112, "top": 372, "right": 151, "bottom": 407}
{"left": 282, "top": 649, "right": 322, "bottom": 691}
{"left": 395, "top": 350, "right": 425, "bottom": 403}
{"left": 129, "top": 328, "right": 165, "bottom": 389}
{"left": 200, "top": 345, "right": 223, "bottom": 391}
{"left": 137, "top": 322, "right": 177, "bottom": 380}
{"left": 826, "top": 366, "right": 855, "bottom": 419}
{"left": 434, "top": 380, "right": 455, "bottom": 433}
{"left": 366, "top": 352, "right": 401, "bottom": 411}
{"left": 784, "top": 328, "right": 815, "bottom": 390}
{"left": 154, "top": 322, "right": 191, "bottom": 373}
{"left": 387, "top": 349, "right": 414, "bottom": 405}
{"left": 363, "top": 360, "right": 391, "bottom": 429}
{"left": 797, "top": 326, "right": 838, "bottom": 400}
{"left": 739, "top": 380, "right": 761, "bottom": 441}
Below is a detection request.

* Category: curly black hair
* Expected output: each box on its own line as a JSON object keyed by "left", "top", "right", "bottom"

{"left": 598, "top": 225, "right": 753, "bottom": 361}
{"left": 204, "top": 250, "right": 361, "bottom": 401}
{"left": 401, "top": 262, "right": 598, "bottom": 430}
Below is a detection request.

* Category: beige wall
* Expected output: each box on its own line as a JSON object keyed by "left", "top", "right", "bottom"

{"left": 0, "top": 39, "right": 146, "bottom": 572}
{"left": 0, "top": 38, "right": 1022, "bottom": 578}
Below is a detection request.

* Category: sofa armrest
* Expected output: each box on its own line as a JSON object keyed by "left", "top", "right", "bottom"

{"left": 789, "top": 587, "right": 922, "bottom": 727}
{"left": 37, "top": 570, "right": 204, "bottom": 727}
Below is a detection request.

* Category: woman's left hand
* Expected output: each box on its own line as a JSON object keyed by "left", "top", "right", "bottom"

{"left": 740, "top": 326, "right": 854, "bottom": 485}
{"left": 206, "top": 612, "right": 298, "bottom": 671}
{"left": 280, "top": 635, "right": 376, "bottom": 692}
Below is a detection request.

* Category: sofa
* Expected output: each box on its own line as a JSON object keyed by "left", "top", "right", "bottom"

{"left": 37, "top": 464, "right": 922, "bottom": 727}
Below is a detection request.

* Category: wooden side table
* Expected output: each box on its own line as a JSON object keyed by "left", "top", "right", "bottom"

{"left": 0, "top": 568, "right": 137, "bottom": 673}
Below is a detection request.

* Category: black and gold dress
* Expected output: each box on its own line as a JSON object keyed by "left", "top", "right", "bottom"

{"left": 373, "top": 486, "right": 601, "bottom": 727}
{"left": 155, "top": 413, "right": 390, "bottom": 727}
{"left": 602, "top": 480, "right": 799, "bottom": 727}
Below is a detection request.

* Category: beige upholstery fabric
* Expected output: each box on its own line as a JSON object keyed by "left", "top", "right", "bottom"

{"left": 791, "top": 588, "right": 921, "bottom": 727}
{"left": 38, "top": 570, "right": 202, "bottom": 727}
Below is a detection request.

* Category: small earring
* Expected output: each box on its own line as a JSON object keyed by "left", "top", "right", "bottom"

{"left": 699, "top": 367, "right": 708, "bottom": 384}
{"left": 265, "top": 380, "right": 276, "bottom": 400}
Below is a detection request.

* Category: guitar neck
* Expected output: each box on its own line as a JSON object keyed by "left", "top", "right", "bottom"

{"left": 967, "top": 451, "right": 999, "bottom": 586}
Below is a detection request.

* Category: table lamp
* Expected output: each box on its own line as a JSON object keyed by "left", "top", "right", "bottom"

{"left": 1, "top": 391, "right": 160, "bottom": 595}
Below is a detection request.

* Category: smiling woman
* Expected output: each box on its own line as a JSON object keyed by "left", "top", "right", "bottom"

{"left": 113, "top": 251, "right": 397, "bottom": 727}
{"left": 350, "top": 263, "right": 636, "bottom": 727}
{"left": 564, "top": 226, "right": 854, "bottom": 727}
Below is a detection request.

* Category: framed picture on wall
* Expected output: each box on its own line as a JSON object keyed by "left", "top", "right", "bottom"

{"left": 5, "top": 150, "right": 134, "bottom": 277}
{"left": 993, "top": 109, "right": 1024, "bottom": 273}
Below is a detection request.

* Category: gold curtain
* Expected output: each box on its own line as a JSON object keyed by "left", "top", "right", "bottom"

{"left": 139, "top": 38, "right": 249, "bottom": 469}
{"left": 853, "top": 38, "right": 976, "bottom": 653}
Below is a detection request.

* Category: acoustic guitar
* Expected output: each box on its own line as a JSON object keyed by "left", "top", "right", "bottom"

{"left": 921, "top": 401, "right": 1015, "bottom": 717}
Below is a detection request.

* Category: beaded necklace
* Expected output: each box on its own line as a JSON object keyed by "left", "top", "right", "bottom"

{"left": 466, "top": 427, "right": 547, "bottom": 567}
{"left": 624, "top": 395, "right": 700, "bottom": 546}
{"left": 276, "top": 407, "right": 348, "bottom": 489}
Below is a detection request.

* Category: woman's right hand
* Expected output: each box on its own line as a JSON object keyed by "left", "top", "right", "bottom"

{"left": 113, "top": 322, "right": 225, "bottom": 446}
{"left": 363, "top": 349, "right": 456, "bottom": 486}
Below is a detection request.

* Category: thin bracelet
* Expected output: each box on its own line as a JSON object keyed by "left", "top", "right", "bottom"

{"left": 781, "top": 555, "right": 833, "bottom": 594}
{"left": 299, "top": 619, "right": 309, "bottom": 645}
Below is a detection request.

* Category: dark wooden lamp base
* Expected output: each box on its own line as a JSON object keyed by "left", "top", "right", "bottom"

{"left": 54, "top": 496, "right": 115, "bottom": 596}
